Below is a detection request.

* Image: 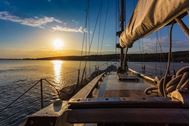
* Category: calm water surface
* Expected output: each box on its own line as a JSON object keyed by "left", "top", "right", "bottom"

{"left": 0, "top": 60, "right": 113, "bottom": 126}
{"left": 0, "top": 60, "right": 188, "bottom": 126}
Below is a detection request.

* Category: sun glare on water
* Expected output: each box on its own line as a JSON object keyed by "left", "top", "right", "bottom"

{"left": 53, "top": 38, "right": 64, "bottom": 50}
{"left": 52, "top": 60, "right": 63, "bottom": 84}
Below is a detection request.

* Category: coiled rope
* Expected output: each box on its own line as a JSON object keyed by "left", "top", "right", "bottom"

{"left": 144, "top": 24, "right": 189, "bottom": 98}
{"left": 145, "top": 66, "right": 189, "bottom": 97}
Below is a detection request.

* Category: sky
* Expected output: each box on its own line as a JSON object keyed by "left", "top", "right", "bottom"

{"left": 0, "top": 0, "right": 188, "bottom": 58}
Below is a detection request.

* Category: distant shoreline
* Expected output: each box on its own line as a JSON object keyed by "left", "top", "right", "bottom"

{"left": 0, "top": 51, "right": 188, "bottom": 63}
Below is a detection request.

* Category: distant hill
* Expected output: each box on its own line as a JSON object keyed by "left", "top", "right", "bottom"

{"left": 25, "top": 51, "right": 188, "bottom": 62}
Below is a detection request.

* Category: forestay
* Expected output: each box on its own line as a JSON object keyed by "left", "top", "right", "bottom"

{"left": 120, "top": 0, "right": 188, "bottom": 48}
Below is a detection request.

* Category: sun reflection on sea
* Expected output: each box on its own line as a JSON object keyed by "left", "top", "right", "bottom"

{"left": 51, "top": 60, "right": 63, "bottom": 83}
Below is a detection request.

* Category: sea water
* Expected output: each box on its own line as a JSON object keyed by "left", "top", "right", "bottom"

{"left": 0, "top": 60, "right": 188, "bottom": 126}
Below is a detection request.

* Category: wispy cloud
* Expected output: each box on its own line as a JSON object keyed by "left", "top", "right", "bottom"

{"left": 71, "top": 19, "right": 79, "bottom": 25}
{"left": 0, "top": 11, "right": 62, "bottom": 28}
{"left": 52, "top": 25, "right": 87, "bottom": 33}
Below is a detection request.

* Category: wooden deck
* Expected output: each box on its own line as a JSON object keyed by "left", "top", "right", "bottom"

{"left": 99, "top": 72, "right": 151, "bottom": 97}
{"left": 70, "top": 72, "right": 188, "bottom": 125}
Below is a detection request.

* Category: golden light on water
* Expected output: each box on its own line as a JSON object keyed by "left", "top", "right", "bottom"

{"left": 52, "top": 60, "right": 63, "bottom": 83}
{"left": 53, "top": 38, "right": 64, "bottom": 50}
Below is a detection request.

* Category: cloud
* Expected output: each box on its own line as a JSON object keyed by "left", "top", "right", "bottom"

{"left": 71, "top": 19, "right": 79, "bottom": 25}
{"left": 52, "top": 25, "right": 87, "bottom": 33}
{"left": 0, "top": 11, "right": 62, "bottom": 28}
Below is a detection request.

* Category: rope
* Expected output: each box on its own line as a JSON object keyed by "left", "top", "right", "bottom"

{"left": 162, "top": 24, "right": 174, "bottom": 97}
{"left": 145, "top": 66, "right": 189, "bottom": 97}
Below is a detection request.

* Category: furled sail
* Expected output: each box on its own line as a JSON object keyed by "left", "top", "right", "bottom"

{"left": 120, "top": 0, "right": 188, "bottom": 48}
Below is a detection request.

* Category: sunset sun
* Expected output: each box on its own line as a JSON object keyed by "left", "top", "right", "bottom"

{"left": 53, "top": 38, "right": 64, "bottom": 50}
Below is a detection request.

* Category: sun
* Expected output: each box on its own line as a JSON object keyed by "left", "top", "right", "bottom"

{"left": 53, "top": 38, "right": 64, "bottom": 50}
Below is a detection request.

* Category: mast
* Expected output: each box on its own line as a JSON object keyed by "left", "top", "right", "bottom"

{"left": 120, "top": 0, "right": 125, "bottom": 34}
{"left": 116, "top": 0, "right": 125, "bottom": 71}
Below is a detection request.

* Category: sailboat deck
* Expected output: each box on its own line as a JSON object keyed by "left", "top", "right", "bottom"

{"left": 22, "top": 72, "right": 188, "bottom": 126}
{"left": 99, "top": 72, "right": 150, "bottom": 98}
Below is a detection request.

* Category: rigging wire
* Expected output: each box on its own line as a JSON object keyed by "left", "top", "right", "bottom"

{"left": 78, "top": 0, "right": 89, "bottom": 71}
{"left": 99, "top": 0, "right": 110, "bottom": 54}
{"left": 80, "top": 0, "right": 90, "bottom": 85}
{"left": 87, "top": 2, "right": 102, "bottom": 55}
{"left": 96, "top": 3, "right": 103, "bottom": 55}
{"left": 159, "top": 34, "right": 165, "bottom": 62}
{"left": 155, "top": 33, "right": 158, "bottom": 75}
{"left": 115, "top": 0, "right": 119, "bottom": 58}
{"left": 81, "top": 0, "right": 102, "bottom": 83}
{"left": 89, "top": 1, "right": 103, "bottom": 75}
{"left": 95, "top": 2, "right": 103, "bottom": 70}
{"left": 138, "top": 40, "right": 142, "bottom": 73}
{"left": 87, "top": 0, "right": 91, "bottom": 76}
{"left": 114, "top": 0, "right": 120, "bottom": 66}
{"left": 141, "top": 38, "right": 145, "bottom": 61}
{"left": 100, "top": 1, "right": 110, "bottom": 64}
{"left": 156, "top": 31, "right": 163, "bottom": 76}
{"left": 140, "top": 38, "right": 145, "bottom": 73}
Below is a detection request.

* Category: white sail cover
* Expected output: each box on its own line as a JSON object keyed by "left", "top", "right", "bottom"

{"left": 120, "top": 0, "right": 188, "bottom": 48}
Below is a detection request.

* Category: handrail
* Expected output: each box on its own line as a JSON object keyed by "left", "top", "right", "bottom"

{"left": 0, "top": 78, "right": 62, "bottom": 113}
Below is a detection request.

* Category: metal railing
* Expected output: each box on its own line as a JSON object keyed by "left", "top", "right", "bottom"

{"left": 0, "top": 79, "right": 58, "bottom": 113}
